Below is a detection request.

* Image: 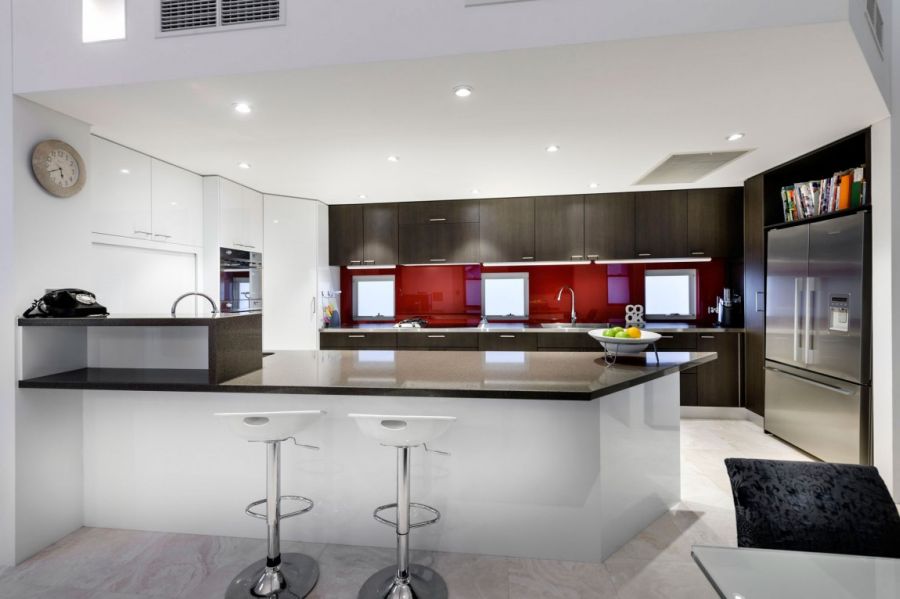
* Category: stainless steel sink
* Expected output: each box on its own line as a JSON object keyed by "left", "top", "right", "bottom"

{"left": 539, "top": 323, "right": 610, "bottom": 329}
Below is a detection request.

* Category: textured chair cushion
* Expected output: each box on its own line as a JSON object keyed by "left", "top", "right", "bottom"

{"left": 725, "top": 458, "right": 900, "bottom": 558}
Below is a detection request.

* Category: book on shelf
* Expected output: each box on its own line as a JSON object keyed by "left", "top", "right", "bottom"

{"left": 780, "top": 164, "right": 866, "bottom": 222}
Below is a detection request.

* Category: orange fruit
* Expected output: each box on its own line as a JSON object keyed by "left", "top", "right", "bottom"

{"left": 626, "top": 327, "right": 641, "bottom": 339}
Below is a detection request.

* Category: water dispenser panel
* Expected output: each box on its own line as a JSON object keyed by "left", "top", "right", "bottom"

{"left": 829, "top": 295, "right": 850, "bottom": 333}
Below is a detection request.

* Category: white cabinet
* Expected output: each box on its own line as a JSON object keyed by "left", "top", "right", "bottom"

{"left": 216, "top": 178, "right": 263, "bottom": 251}
{"left": 91, "top": 136, "right": 203, "bottom": 247}
{"left": 91, "top": 137, "right": 152, "bottom": 239}
{"left": 150, "top": 159, "right": 203, "bottom": 246}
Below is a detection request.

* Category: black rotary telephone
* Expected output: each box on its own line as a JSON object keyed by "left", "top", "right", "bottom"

{"left": 22, "top": 289, "right": 109, "bottom": 318}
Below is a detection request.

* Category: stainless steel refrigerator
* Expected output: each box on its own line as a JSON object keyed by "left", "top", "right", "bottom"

{"left": 765, "top": 211, "right": 871, "bottom": 464}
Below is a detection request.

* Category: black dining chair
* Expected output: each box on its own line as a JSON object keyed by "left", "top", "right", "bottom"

{"left": 724, "top": 458, "right": 900, "bottom": 558}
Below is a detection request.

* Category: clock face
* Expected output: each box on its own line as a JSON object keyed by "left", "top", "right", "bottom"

{"left": 31, "top": 140, "right": 86, "bottom": 198}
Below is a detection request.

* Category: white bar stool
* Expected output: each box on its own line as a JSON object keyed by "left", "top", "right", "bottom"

{"left": 215, "top": 410, "right": 325, "bottom": 599}
{"left": 349, "top": 413, "right": 456, "bottom": 599}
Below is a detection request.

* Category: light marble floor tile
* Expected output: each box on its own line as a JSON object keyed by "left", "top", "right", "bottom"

{"left": 0, "top": 420, "right": 811, "bottom": 599}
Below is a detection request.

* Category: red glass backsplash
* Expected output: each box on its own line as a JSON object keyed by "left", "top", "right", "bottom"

{"left": 340, "top": 260, "right": 728, "bottom": 327}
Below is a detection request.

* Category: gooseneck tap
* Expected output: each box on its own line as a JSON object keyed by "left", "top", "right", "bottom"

{"left": 171, "top": 292, "right": 219, "bottom": 316}
{"left": 556, "top": 286, "right": 576, "bottom": 325}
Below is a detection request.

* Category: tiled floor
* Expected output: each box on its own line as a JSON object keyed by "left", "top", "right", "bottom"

{"left": 0, "top": 419, "right": 811, "bottom": 599}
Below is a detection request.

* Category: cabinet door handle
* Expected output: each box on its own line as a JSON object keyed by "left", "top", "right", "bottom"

{"left": 587, "top": 254, "right": 599, "bottom": 259}
{"left": 700, "top": 335, "right": 716, "bottom": 339}
{"left": 500, "top": 335, "right": 516, "bottom": 339}
{"left": 571, "top": 255, "right": 584, "bottom": 259}
{"left": 349, "top": 260, "right": 362, "bottom": 264}
{"left": 430, "top": 258, "right": 446, "bottom": 262}
{"left": 690, "top": 251, "right": 705, "bottom": 256}
{"left": 638, "top": 253, "right": 652, "bottom": 257}
{"left": 133, "top": 229, "right": 152, "bottom": 236}
{"left": 363, "top": 259, "right": 375, "bottom": 264}
{"left": 429, "top": 217, "right": 447, "bottom": 222}
{"left": 755, "top": 291, "right": 765, "bottom": 312}
{"left": 521, "top": 256, "right": 534, "bottom": 260}
{"left": 427, "top": 335, "right": 446, "bottom": 339}
{"left": 348, "top": 335, "right": 366, "bottom": 339}
{"left": 310, "top": 296, "right": 316, "bottom": 318}
{"left": 154, "top": 233, "right": 172, "bottom": 239}
{"left": 660, "top": 335, "right": 675, "bottom": 339}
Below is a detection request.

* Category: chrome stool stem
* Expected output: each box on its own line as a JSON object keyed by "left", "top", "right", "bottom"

{"left": 396, "top": 446, "right": 411, "bottom": 585}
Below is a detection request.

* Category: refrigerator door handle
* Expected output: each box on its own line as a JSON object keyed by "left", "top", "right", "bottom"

{"left": 766, "top": 366, "right": 855, "bottom": 396}
{"left": 793, "top": 277, "right": 802, "bottom": 362}
{"left": 804, "top": 277, "right": 814, "bottom": 363}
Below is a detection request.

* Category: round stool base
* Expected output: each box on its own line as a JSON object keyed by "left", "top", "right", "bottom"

{"left": 225, "top": 553, "right": 319, "bottom": 599}
{"left": 357, "top": 564, "right": 448, "bottom": 599}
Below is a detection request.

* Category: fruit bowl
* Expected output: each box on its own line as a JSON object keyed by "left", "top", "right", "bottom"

{"left": 588, "top": 329, "right": 662, "bottom": 354}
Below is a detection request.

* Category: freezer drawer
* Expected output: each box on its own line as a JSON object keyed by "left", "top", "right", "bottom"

{"left": 764, "top": 362, "right": 870, "bottom": 465}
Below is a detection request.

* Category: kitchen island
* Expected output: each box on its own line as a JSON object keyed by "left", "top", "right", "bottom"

{"left": 18, "top": 315, "right": 714, "bottom": 562}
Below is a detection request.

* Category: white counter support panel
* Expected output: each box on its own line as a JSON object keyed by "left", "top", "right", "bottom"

{"left": 81, "top": 374, "right": 680, "bottom": 562}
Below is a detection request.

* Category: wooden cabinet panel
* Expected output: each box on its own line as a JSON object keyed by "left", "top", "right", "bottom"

{"left": 653, "top": 333, "right": 697, "bottom": 350}
{"left": 399, "top": 200, "right": 480, "bottom": 224}
{"left": 478, "top": 332, "right": 539, "bottom": 351}
{"left": 396, "top": 333, "right": 479, "bottom": 350}
{"left": 584, "top": 193, "right": 635, "bottom": 260}
{"left": 480, "top": 197, "right": 535, "bottom": 262}
{"left": 536, "top": 332, "right": 599, "bottom": 352}
{"left": 697, "top": 333, "right": 741, "bottom": 407}
{"left": 150, "top": 159, "right": 203, "bottom": 246}
{"left": 91, "top": 136, "right": 152, "bottom": 239}
{"left": 687, "top": 187, "right": 742, "bottom": 258}
{"left": 535, "top": 195, "right": 585, "bottom": 261}
{"left": 319, "top": 332, "right": 397, "bottom": 349}
{"left": 743, "top": 175, "right": 766, "bottom": 415}
{"left": 680, "top": 371, "right": 698, "bottom": 406}
{"left": 399, "top": 222, "right": 479, "bottom": 264}
{"left": 634, "top": 190, "right": 688, "bottom": 258}
{"left": 329, "top": 205, "right": 364, "bottom": 265}
{"left": 363, "top": 203, "right": 398, "bottom": 265}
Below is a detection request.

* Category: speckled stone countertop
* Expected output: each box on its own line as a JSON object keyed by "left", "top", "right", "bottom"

{"left": 20, "top": 349, "right": 716, "bottom": 400}
{"left": 320, "top": 322, "right": 745, "bottom": 334}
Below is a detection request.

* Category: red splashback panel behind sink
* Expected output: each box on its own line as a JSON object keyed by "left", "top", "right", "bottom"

{"left": 340, "top": 260, "right": 727, "bottom": 327}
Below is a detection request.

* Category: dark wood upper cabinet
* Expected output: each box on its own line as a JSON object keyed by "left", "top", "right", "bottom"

{"left": 584, "top": 193, "right": 635, "bottom": 260}
{"left": 535, "top": 195, "right": 585, "bottom": 261}
{"left": 480, "top": 197, "right": 535, "bottom": 262}
{"left": 686, "top": 188, "right": 743, "bottom": 258}
{"left": 328, "top": 204, "right": 364, "bottom": 265}
{"left": 363, "top": 203, "right": 398, "bottom": 265}
{"left": 634, "top": 190, "right": 688, "bottom": 258}
{"left": 399, "top": 222, "right": 479, "bottom": 264}
{"left": 398, "top": 199, "right": 480, "bottom": 225}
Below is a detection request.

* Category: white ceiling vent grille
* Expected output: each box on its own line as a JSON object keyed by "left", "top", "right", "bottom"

{"left": 159, "top": 0, "right": 284, "bottom": 36}
{"left": 465, "top": 0, "right": 537, "bottom": 6}
{"left": 866, "top": 0, "right": 884, "bottom": 56}
{"left": 635, "top": 151, "right": 750, "bottom": 185}
{"left": 221, "top": 0, "right": 281, "bottom": 26}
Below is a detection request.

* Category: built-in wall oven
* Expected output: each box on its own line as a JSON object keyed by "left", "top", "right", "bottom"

{"left": 220, "top": 247, "right": 262, "bottom": 313}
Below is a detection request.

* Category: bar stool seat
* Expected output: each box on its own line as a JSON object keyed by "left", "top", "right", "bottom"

{"left": 349, "top": 413, "right": 456, "bottom": 599}
{"left": 215, "top": 410, "right": 325, "bottom": 599}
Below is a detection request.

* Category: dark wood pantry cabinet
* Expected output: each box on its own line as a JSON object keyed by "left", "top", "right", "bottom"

{"left": 479, "top": 197, "right": 535, "bottom": 263}
{"left": 634, "top": 190, "right": 688, "bottom": 258}
{"left": 534, "top": 195, "right": 585, "bottom": 261}
{"left": 584, "top": 192, "right": 636, "bottom": 260}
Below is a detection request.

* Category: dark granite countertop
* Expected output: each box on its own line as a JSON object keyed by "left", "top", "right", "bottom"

{"left": 18, "top": 313, "right": 258, "bottom": 327}
{"left": 19, "top": 350, "right": 716, "bottom": 400}
{"left": 320, "top": 323, "right": 744, "bottom": 334}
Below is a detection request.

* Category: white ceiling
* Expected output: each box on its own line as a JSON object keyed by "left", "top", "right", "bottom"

{"left": 23, "top": 21, "right": 888, "bottom": 205}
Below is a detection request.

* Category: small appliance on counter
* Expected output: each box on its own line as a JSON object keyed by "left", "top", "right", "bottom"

{"left": 712, "top": 288, "right": 741, "bottom": 327}
{"left": 321, "top": 290, "right": 341, "bottom": 328}
{"left": 394, "top": 317, "right": 428, "bottom": 328}
{"left": 625, "top": 304, "right": 645, "bottom": 328}
{"left": 220, "top": 247, "right": 262, "bottom": 313}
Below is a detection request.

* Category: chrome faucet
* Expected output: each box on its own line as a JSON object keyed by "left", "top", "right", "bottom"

{"left": 171, "top": 292, "right": 219, "bottom": 316}
{"left": 556, "top": 286, "right": 576, "bottom": 325}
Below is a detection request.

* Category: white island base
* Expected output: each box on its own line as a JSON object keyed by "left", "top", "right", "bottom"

{"left": 81, "top": 373, "right": 680, "bottom": 563}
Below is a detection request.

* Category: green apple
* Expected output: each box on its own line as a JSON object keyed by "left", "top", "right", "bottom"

{"left": 615, "top": 331, "right": 630, "bottom": 338}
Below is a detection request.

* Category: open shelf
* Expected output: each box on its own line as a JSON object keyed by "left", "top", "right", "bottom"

{"left": 19, "top": 367, "right": 214, "bottom": 391}
{"left": 764, "top": 205, "right": 871, "bottom": 231}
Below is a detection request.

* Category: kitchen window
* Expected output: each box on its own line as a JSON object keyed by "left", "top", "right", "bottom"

{"left": 83, "top": 0, "right": 127, "bottom": 43}
{"left": 353, "top": 275, "right": 395, "bottom": 321}
{"left": 644, "top": 269, "right": 697, "bottom": 320}
{"left": 482, "top": 273, "right": 529, "bottom": 320}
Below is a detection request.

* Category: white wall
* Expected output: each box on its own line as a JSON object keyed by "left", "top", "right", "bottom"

{"left": 849, "top": 0, "right": 891, "bottom": 106}
{"left": 11, "top": 0, "right": 851, "bottom": 93}
{"left": 0, "top": 0, "right": 16, "bottom": 569}
{"left": 12, "top": 98, "right": 93, "bottom": 562}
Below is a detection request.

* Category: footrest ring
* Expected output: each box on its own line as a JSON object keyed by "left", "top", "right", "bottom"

{"left": 373, "top": 502, "right": 441, "bottom": 529}
{"left": 244, "top": 495, "right": 314, "bottom": 521}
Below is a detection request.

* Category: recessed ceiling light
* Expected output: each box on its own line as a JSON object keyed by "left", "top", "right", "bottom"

{"left": 472, "top": 188, "right": 480, "bottom": 195}
{"left": 238, "top": 161, "right": 251, "bottom": 169}
{"left": 589, "top": 182, "right": 598, "bottom": 189}
{"left": 726, "top": 132, "right": 745, "bottom": 142}
{"left": 119, "top": 168, "right": 130, "bottom": 174}
{"left": 454, "top": 85, "right": 473, "bottom": 98}
{"left": 358, "top": 194, "right": 367, "bottom": 200}
{"left": 273, "top": 219, "right": 280, "bottom": 224}
{"left": 546, "top": 145, "right": 560, "bottom": 153}
{"left": 233, "top": 102, "right": 252, "bottom": 114}
{"left": 387, "top": 155, "right": 399, "bottom": 162}
{"left": 170, "top": 201, "right": 177, "bottom": 206}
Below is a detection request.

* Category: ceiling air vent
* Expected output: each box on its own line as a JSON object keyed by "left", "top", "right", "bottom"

{"left": 866, "top": 0, "right": 884, "bottom": 56}
{"left": 159, "top": 0, "right": 284, "bottom": 36}
{"left": 635, "top": 151, "right": 750, "bottom": 185}
{"left": 465, "top": 0, "right": 537, "bottom": 6}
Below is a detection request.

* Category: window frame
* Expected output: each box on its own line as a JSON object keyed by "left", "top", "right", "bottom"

{"left": 352, "top": 274, "right": 396, "bottom": 321}
{"left": 644, "top": 269, "right": 697, "bottom": 320}
{"left": 481, "top": 272, "right": 530, "bottom": 320}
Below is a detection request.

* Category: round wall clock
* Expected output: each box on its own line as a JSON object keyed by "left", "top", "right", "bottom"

{"left": 31, "top": 139, "right": 86, "bottom": 198}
